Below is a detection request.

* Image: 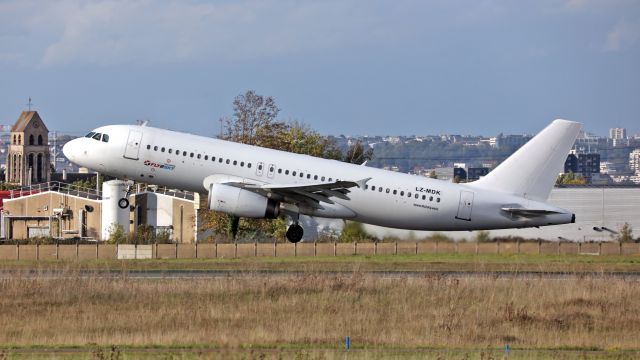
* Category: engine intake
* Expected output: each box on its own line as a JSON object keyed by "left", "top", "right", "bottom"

{"left": 208, "top": 183, "right": 279, "bottom": 219}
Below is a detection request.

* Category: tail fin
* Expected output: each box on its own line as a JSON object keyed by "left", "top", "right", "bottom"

{"left": 471, "top": 119, "right": 581, "bottom": 201}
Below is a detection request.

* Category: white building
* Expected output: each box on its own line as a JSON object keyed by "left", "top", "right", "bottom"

{"left": 630, "top": 149, "right": 640, "bottom": 174}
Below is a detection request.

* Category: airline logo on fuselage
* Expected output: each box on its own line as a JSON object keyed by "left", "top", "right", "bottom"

{"left": 144, "top": 160, "right": 175, "bottom": 171}
{"left": 415, "top": 187, "right": 441, "bottom": 195}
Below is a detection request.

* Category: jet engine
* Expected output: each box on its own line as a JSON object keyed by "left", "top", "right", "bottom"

{"left": 208, "top": 183, "right": 279, "bottom": 219}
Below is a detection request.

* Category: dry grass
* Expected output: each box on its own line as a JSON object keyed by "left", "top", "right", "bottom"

{"left": 1, "top": 270, "right": 639, "bottom": 350}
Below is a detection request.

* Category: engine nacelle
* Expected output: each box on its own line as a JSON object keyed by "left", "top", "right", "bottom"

{"left": 208, "top": 183, "right": 279, "bottom": 218}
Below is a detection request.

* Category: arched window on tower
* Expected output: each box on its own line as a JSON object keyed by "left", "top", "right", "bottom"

{"left": 29, "top": 134, "right": 34, "bottom": 145}
{"left": 38, "top": 135, "right": 43, "bottom": 145}
{"left": 18, "top": 135, "right": 21, "bottom": 145}
{"left": 13, "top": 135, "right": 16, "bottom": 145}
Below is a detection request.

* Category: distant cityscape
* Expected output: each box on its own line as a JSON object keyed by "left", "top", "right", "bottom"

{"left": 1, "top": 111, "right": 639, "bottom": 186}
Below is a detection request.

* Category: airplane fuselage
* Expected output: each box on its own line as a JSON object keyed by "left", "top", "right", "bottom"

{"left": 63, "top": 124, "right": 574, "bottom": 232}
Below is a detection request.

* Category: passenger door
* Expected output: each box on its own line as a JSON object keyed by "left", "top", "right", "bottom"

{"left": 455, "top": 190, "right": 474, "bottom": 221}
{"left": 123, "top": 130, "right": 143, "bottom": 160}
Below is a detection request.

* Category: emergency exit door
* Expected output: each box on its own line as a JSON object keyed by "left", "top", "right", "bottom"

{"left": 455, "top": 190, "right": 474, "bottom": 221}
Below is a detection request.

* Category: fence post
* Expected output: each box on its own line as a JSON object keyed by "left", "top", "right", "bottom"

{"left": 599, "top": 242, "right": 602, "bottom": 256}
{"left": 354, "top": 242, "right": 357, "bottom": 256}
{"left": 475, "top": 241, "right": 479, "bottom": 255}
{"left": 374, "top": 241, "right": 378, "bottom": 256}
{"left": 76, "top": 241, "right": 79, "bottom": 260}
{"left": 619, "top": 241, "right": 622, "bottom": 255}
{"left": 333, "top": 241, "right": 337, "bottom": 257}
{"left": 254, "top": 241, "right": 258, "bottom": 257}
{"left": 455, "top": 241, "right": 459, "bottom": 254}
{"left": 394, "top": 241, "right": 398, "bottom": 255}
{"left": 435, "top": 239, "right": 438, "bottom": 254}
{"left": 36, "top": 243, "right": 40, "bottom": 261}
{"left": 96, "top": 242, "right": 99, "bottom": 260}
{"left": 56, "top": 242, "right": 59, "bottom": 260}
{"left": 314, "top": 241, "right": 317, "bottom": 257}
{"left": 155, "top": 242, "right": 158, "bottom": 259}
{"left": 557, "top": 242, "right": 561, "bottom": 255}
{"left": 195, "top": 242, "right": 198, "bottom": 259}
{"left": 415, "top": 241, "right": 418, "bottom": 255}
{"left": 234, "top": 242, "right": 238, "bottom": 258}
{"left": 295, "top": 242, "right": 297, "bottom": 257}
{"left": 538, "top": 240, "right": 542, "bottom": 255}
{"left": 16, "top": 243, "right": 19, "bottom": 261}
{"left": 578, "top": 242, "right": 582, "bottom": 254}
{"left": 215, "top": 242, "right": 218, "bottom": 258}
{"left": 274, "top": 240, "right": 277, "bottom": 257}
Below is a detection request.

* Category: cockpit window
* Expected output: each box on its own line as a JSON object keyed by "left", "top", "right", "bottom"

{"left": 102, "top": 134, "right": 109, "bottom": 142}
{"left": 85, "top": 132, "right": 96, "bottom": 138}
{"left": 92, "top": 133, "right": 102, "bottom": 141}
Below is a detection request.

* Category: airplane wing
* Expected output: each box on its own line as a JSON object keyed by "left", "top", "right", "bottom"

{"left": 224, "top": 178, "right": 371, "bottom": 209}
{"left": 501, "top": 207, "right": 561, "bottom": 218}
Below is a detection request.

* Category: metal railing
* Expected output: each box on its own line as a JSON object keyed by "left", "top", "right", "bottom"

{"left": 9, "top": 181, "right": 101, "bottom": 200}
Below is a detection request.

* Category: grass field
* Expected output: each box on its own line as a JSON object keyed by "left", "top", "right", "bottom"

{"left": 2, "top": 254, "right": 640, "bottom": 359}
{"left": 2, "top": 252, "right": 640, "bottom": 273}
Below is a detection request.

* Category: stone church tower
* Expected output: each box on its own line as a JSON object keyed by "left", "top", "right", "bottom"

{"left": 5, "top": 111, "right": 51, "bottom": 186}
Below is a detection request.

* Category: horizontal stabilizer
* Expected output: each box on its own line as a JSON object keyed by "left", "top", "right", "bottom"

{"left": 501, "top": 207, "right": 560, "bottom": 218}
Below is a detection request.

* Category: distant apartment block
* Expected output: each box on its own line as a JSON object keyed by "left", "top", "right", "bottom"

{"left": 564, "top": 153, "right": 600, "bottom": 179}
{"left": 609, "top": 127, "right": 627, "bottom": 139}
{"left": 630, "top": 149, "right": 640, "bottom": 174}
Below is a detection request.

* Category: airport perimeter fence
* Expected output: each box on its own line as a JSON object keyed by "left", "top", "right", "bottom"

{"left": 0, "top": 240, "right": 639, "bottom": 260}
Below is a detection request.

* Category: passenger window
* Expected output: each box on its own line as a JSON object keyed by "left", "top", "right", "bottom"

{"left": 204, "top": 155, "right": 208, "bottom": 160}
{"left": 386, "top": 189, "right": 390, "bottom": 193}
{"left": 233, "top": 160, "right": 237, "bottom": 166}
{"left": 258, "top": 164, "right": 263, "bottom": 170}
{"left": 429, "top": 196, "right": 433, "bottom": 201}
{"left": 400, "top": 191, "right": 404, "bottom": 196}
{"left": 226, "top": 159, "right": 230, "bottom": 164}
{"left": 379, "top": 188, "right": 383, "bottom": 192}
{"left": 212, "top": 157, "right": 216, "bottom": 161}
{"left": 241, "top": 162, "right": 245, "bottom": 167}
{"left": 372, "top": 186, "right": 376, "bottom": 191}
{"left": 147, "top": 145, "right": 151, "bottom": 150}
{"left": 278, "top": 169, "right": 282, "bottom": 174}
{"left": 307, "top": 174, "right": 311, "bottom": 179}
{"left": 286, "top": 170, "right": 290, "bottom": 175}
{"left": 175, "top": 149, "right": 179, "bottom": 154}
{"left": 422, "top": 195, "right": 426, "bottom": 200}
{"left": 393, "top": 190, "right": 397, "bottom": 195}
{"left": 197, "top": 154, "right": 201, "bottom": 159}
{"left": 248, "top": 163, "right": 252, "bottom": 168}
{"left": 365, "top": 185, "right": 369, "bottom": 189}
{"left": 407, "top": 192, "right": 412, "bottom": 197}
{"left": 183, "top": 151, "right": 187, "bottom": 156}
{"left": 415, "top": 194, "right": 419, "bottom": 199}
{"left": 314, "top": 175, "right": 318, "bottom": 180}
{"left": 270, "top": 166, "right": 274, "bottom": 172}
{"left": 153, "top": 146, "right": 158, "bottom": 151}
{"left": 300, "top": 173, "right": 304, "bottom": 178}
{"left": 437, "top": 198, "right": 441, "bottom": 203}
{"left": 292, "top": 171, "right": 296, "bottom": 176}
{"left": 190, "top": 153, "right": 194, "bottom": 158}
{"left": 102, "top": 134, "right": 109, "bottom": 143}
{"left": 321, "top": 176, "right": 325, "bottom": 181}
{"left": 328, "top": 178, "right": 333, "bottom": 182}
{"left": 161, "top": 147, "right": 165, "bottom": 152}
{"left": 168, "top": 149, "right": 173, "bottom": 154}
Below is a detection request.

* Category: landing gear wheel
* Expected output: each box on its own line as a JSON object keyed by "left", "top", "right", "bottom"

{"left": 286, "top": 224, "right": 304, "bottom": 243}
{"left": 118, "top": 198, "right": 130, "bottom": 209}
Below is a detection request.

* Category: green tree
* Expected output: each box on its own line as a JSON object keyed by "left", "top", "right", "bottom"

{"left": 344, "top": 141, "right": 374, "bottom": 165}
{"left": 340, "top": 221, "right": 371, "bottom": 242}
{"left": 617, "top": 222, "right": 634, "bottom": 243}
{"left": 429, "top": 170, "right": 437, "bottom": 179}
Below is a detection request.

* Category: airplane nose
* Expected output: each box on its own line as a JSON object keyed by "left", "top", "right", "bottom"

{"left": 63, "top": 139, "right": 78, "bottom": 161}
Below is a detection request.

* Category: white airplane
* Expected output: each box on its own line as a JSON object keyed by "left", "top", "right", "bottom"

{"left": 63, "top": 119, "right": 581, "bottom": 243}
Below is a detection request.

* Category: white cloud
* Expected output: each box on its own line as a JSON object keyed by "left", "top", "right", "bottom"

{"left": 603, "top": 19, "right": 640, "bottom": 51}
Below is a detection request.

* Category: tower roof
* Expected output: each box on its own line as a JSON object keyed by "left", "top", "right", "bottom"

{"left": 11, "top": 111, "right": 49, "bottom": 133}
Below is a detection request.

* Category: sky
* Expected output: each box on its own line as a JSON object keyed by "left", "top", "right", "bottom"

{"left": 1, "top": 0, "right": 639, "bottom": 137}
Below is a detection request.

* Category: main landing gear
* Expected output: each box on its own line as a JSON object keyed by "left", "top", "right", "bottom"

{"left": 286, "top": 223, "right": 304, "bottom": 243}
{"left": 118, "top": 182, "right": 133, "bottom": 209}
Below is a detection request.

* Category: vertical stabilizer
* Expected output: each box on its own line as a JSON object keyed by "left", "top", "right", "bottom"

{"left": 471, "top": 119, "right": 581, "bottom": 201}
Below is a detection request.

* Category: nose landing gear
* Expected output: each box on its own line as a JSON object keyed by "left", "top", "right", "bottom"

{"left": 286, "top": 223, "right": 304, "bottom": 243}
